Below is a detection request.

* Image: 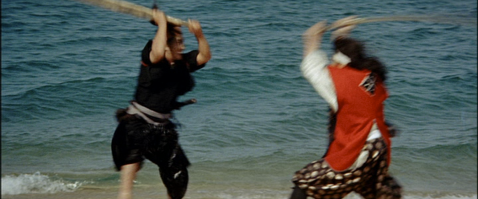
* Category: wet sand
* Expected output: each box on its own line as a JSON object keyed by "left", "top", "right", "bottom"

{"left": 1, "top": 184, "right": 292, "bottom": 199}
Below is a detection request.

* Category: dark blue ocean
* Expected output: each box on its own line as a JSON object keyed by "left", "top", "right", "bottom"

{"left": 2, "top": 0, "right": 477, "bottom": 198}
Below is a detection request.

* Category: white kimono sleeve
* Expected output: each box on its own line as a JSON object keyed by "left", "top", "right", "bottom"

{"left": 300, "top": 50, "right": 338, "bottom": 112}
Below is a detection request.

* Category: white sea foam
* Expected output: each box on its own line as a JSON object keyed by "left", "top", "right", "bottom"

{"left": 1, "top": 172, "right": 82, "bottom": 195}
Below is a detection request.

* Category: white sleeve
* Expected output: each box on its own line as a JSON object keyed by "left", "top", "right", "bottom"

{"left": 300, "top": 50, "right": 338, "bottom": 112}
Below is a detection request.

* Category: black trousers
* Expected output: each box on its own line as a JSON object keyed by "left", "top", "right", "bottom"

{"left": 111, "top": 117, "right": 190, "bottom": 199}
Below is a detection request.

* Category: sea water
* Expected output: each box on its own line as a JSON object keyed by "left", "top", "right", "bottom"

{"left": 2, "top": 0, "right": 477, "bottom": 198}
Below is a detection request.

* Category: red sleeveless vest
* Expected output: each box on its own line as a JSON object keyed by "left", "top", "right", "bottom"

{"left": 325, "top": 65, "right": 391, "bottom": 171}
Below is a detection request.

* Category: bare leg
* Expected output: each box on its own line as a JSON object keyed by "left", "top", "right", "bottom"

{"left": 118, "top": 163, "right": 141, "bottom": 199}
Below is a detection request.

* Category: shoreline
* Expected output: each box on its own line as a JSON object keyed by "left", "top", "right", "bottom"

{"left": 2, "top": 185, "right": 477, "bottom": 199}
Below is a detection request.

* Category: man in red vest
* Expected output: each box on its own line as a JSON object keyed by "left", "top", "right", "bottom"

{"left": 290, "top": 16, "right": 402, "bottom": 199}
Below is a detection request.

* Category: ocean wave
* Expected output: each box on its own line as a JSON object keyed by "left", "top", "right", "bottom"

{"left": 1, "top": 75, "right": 134, "bottom": 122}
{"left": 1, "top": 172, "right": 82, "bottom": 195}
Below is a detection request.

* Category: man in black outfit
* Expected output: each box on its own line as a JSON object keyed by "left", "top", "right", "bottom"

{"left": 111, "top": 8, "right": 211, "bottom": 199}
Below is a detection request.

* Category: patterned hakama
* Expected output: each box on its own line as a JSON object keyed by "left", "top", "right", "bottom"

{"left": 292, "top": 138, "right": 401, "bottom": 199}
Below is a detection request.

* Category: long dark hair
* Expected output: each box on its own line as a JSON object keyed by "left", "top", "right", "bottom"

{"left": 333, "top": 38, "right": 387, "bottom": 81}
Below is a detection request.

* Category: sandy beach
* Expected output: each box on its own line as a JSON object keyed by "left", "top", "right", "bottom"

{"left": 1, "top": 185, "right": 293, "bottom": 199}
{"left": 3, "top": 184, "right": 477, "bottom": 199}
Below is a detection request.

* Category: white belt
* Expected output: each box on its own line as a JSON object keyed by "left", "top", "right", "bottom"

{"left": 126, "top": 102, "right": 171, "bottom": 125}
